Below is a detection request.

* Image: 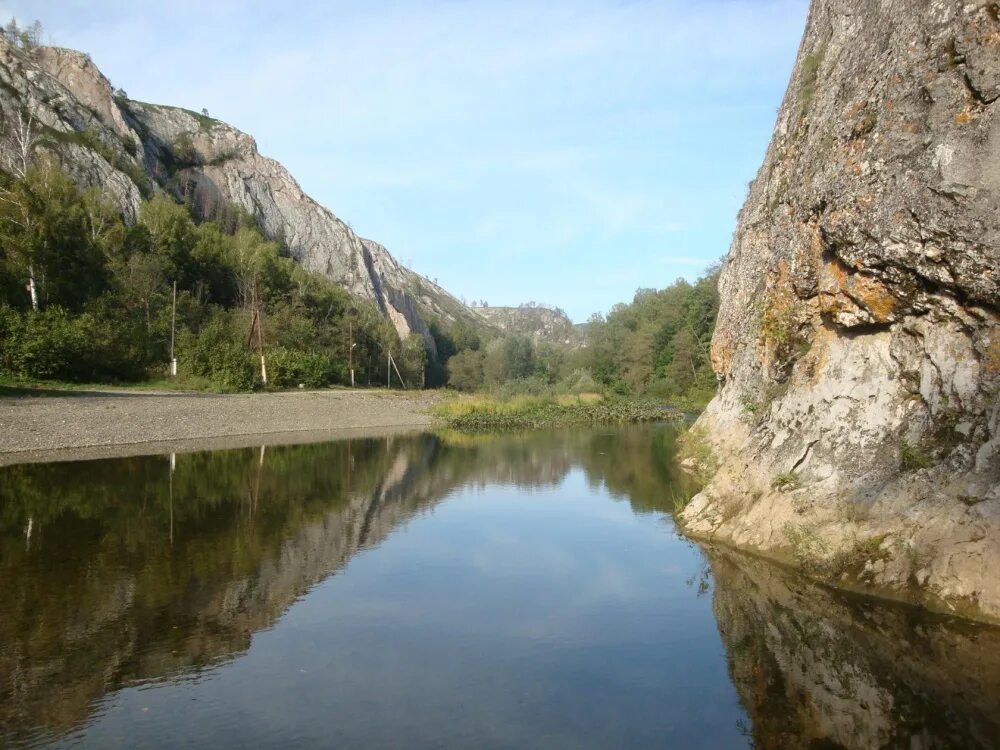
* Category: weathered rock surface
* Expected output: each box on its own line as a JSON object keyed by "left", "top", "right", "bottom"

{"left": 0, "top": 37, "right": 481, "bottom": 350}
{"left": 477, "top": 304, "right": 579, "bottom": 345}
{"left": 681, "top": 0, "right": 1000, "bottom": 621}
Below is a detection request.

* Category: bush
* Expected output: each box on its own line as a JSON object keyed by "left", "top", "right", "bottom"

{"left": 177, "top": 313, "right": 256, "bottom": 391}
{"left": 446, "top": 348, "right": 485, "bottom": 391}
{"left": 0, "top": 306, "right": 106, "bottom": 381}
{"left": 267, "top": 347, "right": 341, "bottom": 388}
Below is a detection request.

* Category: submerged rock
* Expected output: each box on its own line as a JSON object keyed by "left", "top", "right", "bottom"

{"left": 681, "top": 0, "right": 1000, "bottom": 621}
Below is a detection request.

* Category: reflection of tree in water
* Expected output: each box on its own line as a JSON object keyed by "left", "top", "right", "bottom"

{"left": 0, "top": 426, "right": 692, "bottom": 743}
{"left": 707, "top": 547, "right": 1000, "bottom": 749}
{"left": 7, "top": 425, "right": 996, "bottom": 748}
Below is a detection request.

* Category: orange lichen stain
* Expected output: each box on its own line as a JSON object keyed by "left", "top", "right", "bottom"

{"left": 844, "top": 100, "right": 867, "bottom": 119}
{"left": 817, "top": 253, "right": 897, "bottom": 324}
{"left": 983, "top": 328, "right": 1000, "bottom": 377}
{"left": 711, "top": 330, "right": 735, "bottom": 377}
{"left": 851, "top": 275, "right": 897, "bottom": 321}
{"left": 954, "top": 109, "right": 973, "bottom": 125}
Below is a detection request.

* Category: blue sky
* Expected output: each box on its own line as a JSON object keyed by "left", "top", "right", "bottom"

{"left": 11, "top": 1, "right": 808, "bottom": 321}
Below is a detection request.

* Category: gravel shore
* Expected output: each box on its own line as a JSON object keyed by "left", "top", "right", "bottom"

{"left": 0, "top": 388, "right": 443, "bottom": 464}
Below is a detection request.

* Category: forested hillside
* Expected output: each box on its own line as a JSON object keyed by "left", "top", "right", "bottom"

{"left": 0, "top": 158, "right": 427, "bottom": 389}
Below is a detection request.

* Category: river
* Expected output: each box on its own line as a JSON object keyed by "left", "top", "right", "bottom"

{"left": 1, "top": 425, "right": 998, "bottom": 749}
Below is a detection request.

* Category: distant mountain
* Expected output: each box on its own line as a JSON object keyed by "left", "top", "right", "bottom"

{"left": 475, "top": 304, "right": 580, "bottom": 346}
{"left": 0, "top": 38, "right": 485, "bottom": 356}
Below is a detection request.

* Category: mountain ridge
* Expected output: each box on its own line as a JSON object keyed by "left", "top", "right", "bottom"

{"left": 0, "top": 37, "right": 488, "bottom": 355}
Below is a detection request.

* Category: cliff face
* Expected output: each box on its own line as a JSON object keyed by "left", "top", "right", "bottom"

{"left": 477, "top": 304, "right": 579, "bottom": 345}
{"left": 0, "top": 39, "right": 480, "bottom": 351}
{"left": 682, "top": 0, "right": 1000, "bottom": 620}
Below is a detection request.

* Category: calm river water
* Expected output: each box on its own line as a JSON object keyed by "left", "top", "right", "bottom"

{"left": 1, "top": 425, "right": 999, "bottom": 749}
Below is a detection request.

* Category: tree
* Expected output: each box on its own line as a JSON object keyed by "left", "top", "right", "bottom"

{"left": 4, "top": 19, "right": 19, "bottom": 44}
{"left": 447, "top": 348, "right": 484, "bottom": 390}
{"left": 24, "top": 20, "right": 42, "bottom": 48}
{"left": 503, "top": 335, "right": 535, "bottom": 380}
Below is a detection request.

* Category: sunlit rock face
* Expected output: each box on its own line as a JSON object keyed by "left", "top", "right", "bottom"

{"left": 0, "top": 37, "right": 482, "bottom": 350}
{"left": 682, "top": 0, "right": 1000, "bottom": 620}
{"left": 707, "top": 547, "right": 1000, "bottom": 749}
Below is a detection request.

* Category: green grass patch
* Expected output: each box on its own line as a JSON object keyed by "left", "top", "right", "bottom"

{"left": 772, "top": 471, "right": 800, "bottom": 490}
{"left": 435, "top": 393, "right": 678, "bottom": 431}
{"left": 900, "top": 440, "right": 932, "bottom": 470}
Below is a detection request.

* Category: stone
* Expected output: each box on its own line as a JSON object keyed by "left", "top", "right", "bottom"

{"left": 681, "top": 0, "right": 1000, "bottom": 623}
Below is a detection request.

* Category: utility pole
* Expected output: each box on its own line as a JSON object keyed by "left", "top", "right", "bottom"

{"left": 170, "top": 280, "right": 177, "bottom": 377}
{"left": 348, "top": 319, "right": 355, "bottom": 387}
{"left": 247, "top": 299, "right": 268, "bottom": 386}
{"left": 387, "top": 351, "right": 391, "bottom": 389}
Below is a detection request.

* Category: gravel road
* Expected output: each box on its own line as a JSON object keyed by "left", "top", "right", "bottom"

{"left": 0, "top": 388, "right": 443, "bottom": 464}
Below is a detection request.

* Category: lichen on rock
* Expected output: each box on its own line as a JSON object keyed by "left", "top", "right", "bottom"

{"left": 680, "top": 0, "right": 1000, "bottom": 622}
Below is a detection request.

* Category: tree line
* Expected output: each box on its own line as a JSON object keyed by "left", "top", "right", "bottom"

{"left": 0, "top": 150, "right": 427, "bottom": 389}
{"left": 443, "top": 266, "right": 720, "bottom": 407}
{"left": 0, "top": 106, "right": 720, "bottom": 402}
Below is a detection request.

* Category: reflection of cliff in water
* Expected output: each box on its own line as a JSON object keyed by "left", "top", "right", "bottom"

{"left": 0, "top": 426, "right": 693, "bottom": 744}
{"left": 707, "top": 547, "right": 1000, "bottom": 749}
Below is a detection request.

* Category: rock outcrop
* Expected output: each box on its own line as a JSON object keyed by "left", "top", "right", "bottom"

{"left": 476, "top": 304, "right": 579, "bottom": 345}
{"left": 681, "top": 0, "right": 1000, "bottom": 621}
{"left": 0, "top": 38, "right": 482, "bottom": 351}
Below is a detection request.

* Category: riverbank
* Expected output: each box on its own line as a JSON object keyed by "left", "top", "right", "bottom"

{"left": 434, "top": 393, "right": 685, "bottom": 431}
{"left": 0, "top": 387, "right": 444, "bottom": 464}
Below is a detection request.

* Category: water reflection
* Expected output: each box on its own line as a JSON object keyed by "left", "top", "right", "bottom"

{"left": 708, "top": 547, "right": 1000, "bottom": 749}
{"left": 1, "top": 426, "right": 998, "bottom": 748}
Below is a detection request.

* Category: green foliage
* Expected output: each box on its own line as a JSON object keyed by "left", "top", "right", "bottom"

{"left": 267, "top": 347, "right": 341, "bottom": 388}
{"left": 446, "top": 348, "right": 485, "bottom": 391}
{"left": 900, "top": 441, "right": 933, "bottom": 471}
{"left": 799, "top": 44, "right": 827, "bottom": 118}
{"left": 580, "top": 267, "right": 720, "bottom": 407}
{"left": 0, "top": 162, "right": 405, "bottom": 391}
{"left": 772, "top": 471, "right": 800, "bottom": 490}
{"left": 436, "top": 393, "right": 674, "bottom": 431}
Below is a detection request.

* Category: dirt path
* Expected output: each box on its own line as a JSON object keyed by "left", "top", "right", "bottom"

{"left": 0, "top": 388, "right": 444, "bottom": 464}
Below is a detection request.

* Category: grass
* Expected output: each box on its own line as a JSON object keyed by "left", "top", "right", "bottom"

{"left": 772, "top": 471, "right": 800, "bottom": 490}
{"left": 827, "top": 534, "right": 889, "bottom": 580}
{"left": 783, "top": 522, "right": 830, "bottom": 573}
{"left": 677, "top": 425, "right": 719, "bottom": 488}
{"left": 434, "top": 392, "right": 678, "bottom": 431}
{"left": 900, "top": 440, "right": 932, "bottom": 470}
{"left": 799, "top": 43, "right": 827, "bottom": 118}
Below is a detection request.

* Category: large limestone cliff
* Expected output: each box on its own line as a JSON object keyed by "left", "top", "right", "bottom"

{"left": 681, "top": 0, "right": 1000, "bottom": 621}
{"left": 0, "top": 38, "right": 483, "bottom": 351}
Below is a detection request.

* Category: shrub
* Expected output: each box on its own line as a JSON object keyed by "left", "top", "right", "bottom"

{"left": 267, "top": 347, "right": 340, "bottom": 388}
{"left": 0, "top": 306, "right": 91, "bottom": 380}
{"left": 177, "top": 313, "right": 255, "bottom": 391}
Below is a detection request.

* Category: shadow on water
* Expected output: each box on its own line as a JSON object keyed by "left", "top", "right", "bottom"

{"left": 0, "top": 424, "right": 998, "bottom": 748}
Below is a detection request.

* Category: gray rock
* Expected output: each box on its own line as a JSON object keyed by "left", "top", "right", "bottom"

{"left": 0, "top": 38, "right": 482, "bottom": 353}
{"left": 681, "top": 0, "right": 1000, "bottom": 622}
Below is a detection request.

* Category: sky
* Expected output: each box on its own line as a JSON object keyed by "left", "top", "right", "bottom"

{"left": 9, "top": 0, "right": 808, "bottom": 322}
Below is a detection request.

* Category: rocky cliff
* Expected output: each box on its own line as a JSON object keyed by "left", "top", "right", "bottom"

{"left": 0, "top": 38, "right": 482, "bottom": 352}
{"left": 476, "top": 304, "right": 579, "bottom": 345}
{"left": 681, "top": 0, "right": 1000, "bottom": 621}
